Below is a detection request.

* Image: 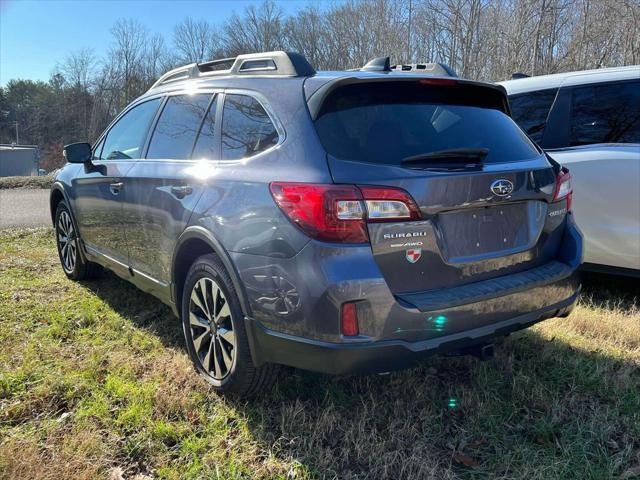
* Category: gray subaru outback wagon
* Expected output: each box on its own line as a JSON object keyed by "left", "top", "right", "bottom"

{"left": 51, "top": 52, "right": 582, "bottom": 396}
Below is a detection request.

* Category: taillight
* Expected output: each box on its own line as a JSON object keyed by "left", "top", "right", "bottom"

{"left": 358, "top": 186, "right": 421, "bottom": 222}
{"left": 269, "top": 182, "right": 421, "bottom": 243}
{"left": 269, "top": 183, "right": 369, "bottom": 243}
{"left": 554, "top": 167, "right": 573, "bottom": 211}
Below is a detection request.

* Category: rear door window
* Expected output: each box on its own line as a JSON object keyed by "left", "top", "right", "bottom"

{"left": 221, "top": 94, "right": 279, "bottom": 160}
{"left": 147, "top": 93, "right": 212, "bottom": 159}
{"left": 314, "top": 82, "right": 540, "bottom": 166}
{"left": 509, "top": 88, "right": 558, "bottom": 143}
{"left": 569, "top": 81, "right": 640, "bottom": 146}
{"left": 102, "top": 98, "right": 162, "bottom": 160}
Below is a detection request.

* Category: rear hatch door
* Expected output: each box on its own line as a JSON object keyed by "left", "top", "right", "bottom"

{"left": 312, "top": 79, "right": 562, "bottom": 295}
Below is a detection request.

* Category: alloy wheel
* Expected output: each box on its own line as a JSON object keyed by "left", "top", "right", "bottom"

{"left": 189, "top": 277, "right": 236, "bottom": 380}
{"left": 57, "top": 210, "right": 77, "bottom": 274}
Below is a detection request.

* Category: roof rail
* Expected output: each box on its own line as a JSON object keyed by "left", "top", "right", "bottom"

{"left": 390, "top": 62, "right": 458, "bottom": 77}
{"left": 511, "top": 72, "right": 530, "bottom": 80}
{"left": 149, "top": 51, "right": 316, "bottom": 90}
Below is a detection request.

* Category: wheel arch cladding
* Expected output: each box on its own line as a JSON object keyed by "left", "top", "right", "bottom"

{"left": 172, "top": 228, "right": 252, "bottom": 319}
{"left": 50, "top": 187, "right": 65, "bottom": 225}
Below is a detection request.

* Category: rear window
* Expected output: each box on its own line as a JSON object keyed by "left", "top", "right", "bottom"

{"left": 314, "top": 82, "right": 540, "bottom": 165}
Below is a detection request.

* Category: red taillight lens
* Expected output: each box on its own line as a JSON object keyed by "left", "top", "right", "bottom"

{"left": 341, "top": 302, "right": 359, "bottom": 336}
{"left": 554, "top": 167, "right": 573, "bottom": 211}
{"left": 269, "top": 182, "right": 369, "bottom": 243}
{"left": 270, "top": 182, "right": 421, "bottom": 244}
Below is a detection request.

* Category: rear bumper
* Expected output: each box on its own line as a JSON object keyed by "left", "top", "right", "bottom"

{"left": 247, "top": 285, "right": 580, "bottom": 375}
{"left": 239, "top": 214, "right": 583, "bottom": 375}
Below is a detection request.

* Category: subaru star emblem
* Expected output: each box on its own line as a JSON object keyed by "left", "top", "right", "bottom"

{"left": 406, "top": 248, "right": 422, "bottom": 263}
{"left": 490, "top": 179, "right": 514, "bottom": 197}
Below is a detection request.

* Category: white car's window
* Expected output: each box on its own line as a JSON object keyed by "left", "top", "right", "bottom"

{"left": 101, "top": 98, "right": 161, "bottom": 160}
{"left": 509, "top": 88, "right": 558, "bottom": 144}
{"left": 570, "top": 81, "right": 640, "bottom": 146}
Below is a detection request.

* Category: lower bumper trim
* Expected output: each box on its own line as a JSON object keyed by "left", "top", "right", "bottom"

{"left": 246, "top": 288, "right": 580, "bottom": 375}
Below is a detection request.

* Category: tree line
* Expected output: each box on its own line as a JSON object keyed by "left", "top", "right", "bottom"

{"left": 1, "top": 0, "right": 638, "bottom": 171}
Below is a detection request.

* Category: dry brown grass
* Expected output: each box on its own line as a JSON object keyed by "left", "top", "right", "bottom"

{"left": 1, "top": 228, "right": 639, "bottom": 479}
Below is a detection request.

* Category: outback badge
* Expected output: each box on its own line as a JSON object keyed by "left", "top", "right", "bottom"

{"left": 406, "top": 248, "right": 422, "bottom": 263}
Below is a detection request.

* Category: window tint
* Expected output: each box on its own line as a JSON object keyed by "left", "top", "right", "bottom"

{"left": 102, "top": 98, "right": 161, "bottom": 160}
{"left": 570, "top": 81, "right": 640, "bottom": 146}
{"left": 192, "top": 96, "right": 219, "bottom": 160}
{"left": 509, "top": 88, "right": 557, "bottom": 143}
{"left": 147, "top": 94, "right": 212, "bottom": 159}
{"left": 221, "top": 94, "right": 279, "bottom": 160}
{"left": 315, "top": 82, "right": 540, "bottom": 166}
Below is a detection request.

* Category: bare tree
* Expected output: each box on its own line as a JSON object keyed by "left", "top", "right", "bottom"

{"left": 284, "top": 5, "right": 331, "bottom": 69}
{"left": 173, "top": 17, "right": 221, "bottom": 63}
{"left": 57, "top": 48, "right": 96, "bottom": 89}
{"left": 109, "top": 18, "right": 148, "bottom": 104}
{"left": 223, "top": 0, "right": 286, "bottom": 55}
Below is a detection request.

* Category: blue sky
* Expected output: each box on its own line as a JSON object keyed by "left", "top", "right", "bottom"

{"left": 0, "top": 0, "right": 319, "bottom": 85}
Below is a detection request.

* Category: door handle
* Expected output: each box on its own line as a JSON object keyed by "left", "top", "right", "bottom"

{"left": 109, "top": 182, "right": 123, "bottom": 195}
{"left": 170, "top": 185, "right": 193, "bottom": 198}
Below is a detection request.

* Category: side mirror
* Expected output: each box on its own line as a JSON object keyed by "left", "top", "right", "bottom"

{"left": 63, "top": 142, "right": 92, "bottom": 164}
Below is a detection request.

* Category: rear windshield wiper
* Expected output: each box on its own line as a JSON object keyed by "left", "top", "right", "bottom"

{"left": 400, "top": 148, "right": 489, "bottom": 167}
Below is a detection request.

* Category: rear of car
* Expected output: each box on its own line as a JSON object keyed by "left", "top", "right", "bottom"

{"left": 247, "top": 75, "right": 582, "bottom": 374}
{"left": 500, "top": 67, "right": 640, "bottom": 276}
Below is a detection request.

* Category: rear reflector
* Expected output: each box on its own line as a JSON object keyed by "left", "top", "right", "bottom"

{"left": 270, "top": 182, "right": 421, "bottom": 244}
{"left": 341, "top": 302, "right": 359, "bottom": 336}
{"left": 553, "top": 167, "right": 573, "bottom": 211}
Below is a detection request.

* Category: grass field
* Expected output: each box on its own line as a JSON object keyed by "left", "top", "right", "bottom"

{"left": 1, "top": 228, "right": 639, "bottom": 480}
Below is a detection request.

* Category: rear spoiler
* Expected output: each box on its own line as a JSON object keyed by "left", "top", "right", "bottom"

{"left": 306, "top": 76, "right": 511, "bottom": 120}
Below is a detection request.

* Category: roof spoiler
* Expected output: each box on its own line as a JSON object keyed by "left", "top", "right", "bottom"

{"left": 149, "top": 51, "right": 316, "bottom": 90}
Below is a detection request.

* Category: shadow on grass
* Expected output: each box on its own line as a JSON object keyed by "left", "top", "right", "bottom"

{"left": 80, "top": 270, "right": 183, "bottom": 349}
{"left": 80, "top": 269, "right": 640, "bottom": 479}
{"left": 581, "top": 271, "right": 640, "bottom": 310}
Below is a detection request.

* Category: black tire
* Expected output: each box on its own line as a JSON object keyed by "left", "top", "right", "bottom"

{"left": 54, "top": 201, "right": 101, "bottom": 281}
{"left": 181, "top": 253, "right": 278, "bottom": 397}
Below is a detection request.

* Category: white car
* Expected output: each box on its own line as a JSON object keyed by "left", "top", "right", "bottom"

{"left": 500, "top": 66, "right": 640, "bottom": 277}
